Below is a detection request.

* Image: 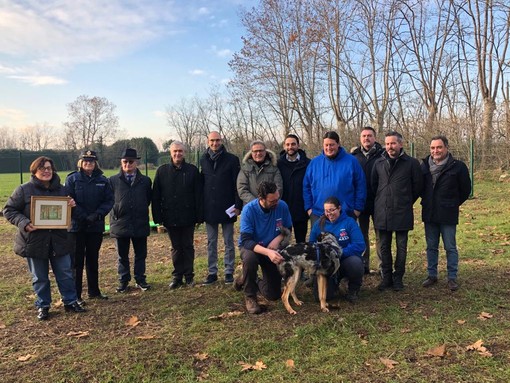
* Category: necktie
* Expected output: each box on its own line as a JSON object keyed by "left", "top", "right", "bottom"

{"left": 126, "top": 174, "right": 134, "bottom": 184}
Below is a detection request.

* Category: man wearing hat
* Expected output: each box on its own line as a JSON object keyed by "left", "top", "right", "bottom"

{"left": 109, "top": 148, "right": 152, "bottom": 292}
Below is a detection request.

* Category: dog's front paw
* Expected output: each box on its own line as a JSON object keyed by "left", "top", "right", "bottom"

{"left": 295, "top": 299, "right": 303, "bottom": 306}
{"left": 287, "top": 308, "right": 297, "bottom": 315}
{"left": 320, "top": 306, "right": 330, "bottom": 313}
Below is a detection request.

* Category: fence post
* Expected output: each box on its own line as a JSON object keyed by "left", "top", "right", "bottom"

{"left": 410, "top": 142, "right": 415, "bottom": 158}
{"left": 19, "top": 151, "right": 23, "bottom": 184}
{"left": 470, "top": 138, "right": 474, "bottom": 198}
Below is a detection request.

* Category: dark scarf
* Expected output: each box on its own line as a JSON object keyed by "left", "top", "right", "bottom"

{"left": 207, "top": 145, "right": 224, "bottom": 170}
{"left": 428, "top": 156, "right": 447, "bottom": 187}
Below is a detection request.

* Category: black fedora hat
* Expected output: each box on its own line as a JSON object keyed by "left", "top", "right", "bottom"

{"left": 119, "top": 148, "right": 141, "bottom": 160}
{"left": 80, "top": 150, "right": 98, "bottom": 160}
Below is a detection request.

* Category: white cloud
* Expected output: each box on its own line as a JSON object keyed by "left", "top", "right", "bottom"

{"left": 209, "top": 45, "right": 232, "bottom": 58}
{"left": 189, "top": 69, "right": 205, "bottom": 76}
{"left": 8, "top": 75, "right": 67, "bottom": 86}
{"left": 0, "top": 107, "right": 27, "bottom": 125}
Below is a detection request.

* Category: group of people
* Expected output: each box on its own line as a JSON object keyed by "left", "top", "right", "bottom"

{"left": 3, "top": 128, "right": 471, "bottom": 320}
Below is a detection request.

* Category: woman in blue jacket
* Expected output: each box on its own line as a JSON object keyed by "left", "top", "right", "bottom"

{"left": 65, "top": 150, "right": 114, "bottom": 304}
{"left": 309, "top": 196, "right": 365, "bottom": 303}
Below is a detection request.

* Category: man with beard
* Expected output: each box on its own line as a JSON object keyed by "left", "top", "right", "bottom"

{"left": 235, "top": 181, "right": 292, "bottom": 314}
{"left": 352, "top": 127, "right": 384, "bottom": 274}
{"left": 277, "top": 134, "right": 311, "bottom": 243}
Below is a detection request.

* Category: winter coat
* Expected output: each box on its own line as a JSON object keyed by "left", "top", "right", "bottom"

{"left": 303, "top": 147, "right": 366, "bottom": 217}
{"left": 277, "top": 149, "right": 311, "bottom": 222}
{"left": 65, "top": 169, "right": 114, "bottom": 233}
{"left": 3, "top": 174, "right": 74, "bottom": 259}
{"left": 352, "top": 142, "right": 384, "bottom": 214}
{"left": 236, "top": 149, "right": 283, "bottom": 206}
{"left": 371, "top": 150, "right": 423, "bottom": 231}
{"left": 420, "top": 154, "right": 471, "bottom": 225}
{"left": 109, "top": 169, "right": 152, "bottom": 238}
{"left": 152, "top": 160, "right": 203, "bottom": 227}
{"left": 200, "top": 147, "right": 242, "bottom": 224}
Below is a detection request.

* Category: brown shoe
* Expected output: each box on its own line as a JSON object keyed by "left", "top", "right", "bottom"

{"left": 422, "top": 276, "right": 438, "bottom": 288}
{"left": 448, "top": 279, "right": 459, "bottom": 291}
{"left": 245, "top": 296, "right": 262, "bottom": 314}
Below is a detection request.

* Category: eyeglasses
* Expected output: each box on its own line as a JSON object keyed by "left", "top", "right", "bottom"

{"left": 82, "top": 159, "right": 95, "bottom": 163}
{"left": 325, "top": 208, "right": 339, "bottom": 214}
{"left": 252, "top": 149, "right": 266, "bottom": 154}
{"left": 37, "top": 166, "right": 53, "bottom": 172}
{"left": 122, "top": 160, "right": 135, "bottom": 164}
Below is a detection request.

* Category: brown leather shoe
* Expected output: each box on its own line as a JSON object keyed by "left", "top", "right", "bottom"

{"left": 448, "top": 279, "right": 459, "bottom": 291}
{"left": 422, "top": 276, "right": 438, "bottom": 288}
{"left": 245, "top": 296, "right": 262, "bottom": 314}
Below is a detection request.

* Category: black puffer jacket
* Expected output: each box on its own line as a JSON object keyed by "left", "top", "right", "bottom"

{"left": 109, "top": 170, "right": 152, "bottom": 238}
{"left": 420, "top": 154, "right": 471, "bottom": 225}
{"left": 372, "top": 150, "right": 423, "bottom": 231}
{"left": 152, "top": 160, "right": 203, "bottom": 227}
{"left": 277, "top": 149, "right": 311, "bottom": 222}
{"left": 3, "top": 174, "right": 74, "bottom": 259}
{"left": 200, "top": 147, "right": 242, "bottom": 224}
{"left": 352, "top": 142, "right": 384, "bottom": 214}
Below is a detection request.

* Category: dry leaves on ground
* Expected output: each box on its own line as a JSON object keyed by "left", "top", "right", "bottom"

{"left": 466, "top": 339, "right": 492, "bottom": 357}
{"left": 379, "top": 357, "right": 398, "bottom": 369}
{"left": 194, "top": 353, "right": 209, "bottom": 361}
{"left": 66, "top": 331, "right": 89, "bottom": 338}
{"left": 17, "top": 353, "right": 36, "bottom": 361}
{"left": 208, "top": 311, "right": 243, "bottom": 320}
{"left": 126, "top": 316, "right": 141, "bottom": 327}
{"left": 478, "top": 312, "right": 493, "bottom": 320}
{"left": 285, "top": 359, "right": 295, "bottom": 368}
{"left": 426, "top": 344, "right": 446, "bottom": 357}
{"left": 238, "top": 360, "right": 267, "bottom": 371}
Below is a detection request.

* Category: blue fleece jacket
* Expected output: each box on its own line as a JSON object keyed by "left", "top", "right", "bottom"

{"left": 303, "top": 148, "right": 366, "bottom": 217}
{"left": 309, "top": 212, "right": 365, "bottom": 259}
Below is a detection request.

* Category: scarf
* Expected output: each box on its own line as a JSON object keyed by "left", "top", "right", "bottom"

{"left": 428, "top": 156, "right": 447, "bottom": 187}
{"left": 207, "top": 145, "right": 224, "bottom": 170}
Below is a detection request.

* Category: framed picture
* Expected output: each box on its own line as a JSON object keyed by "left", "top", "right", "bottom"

{"left": 30, "top": 196, "right": 72, "bottom": 229}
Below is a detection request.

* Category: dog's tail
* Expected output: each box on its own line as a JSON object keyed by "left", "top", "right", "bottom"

{"left": 279, "top": 226, "right": 291, "bottom": 249}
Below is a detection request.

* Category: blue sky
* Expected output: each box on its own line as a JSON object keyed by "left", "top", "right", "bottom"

{"left": 0, "top": 0, "right": 255, "bottom": 147}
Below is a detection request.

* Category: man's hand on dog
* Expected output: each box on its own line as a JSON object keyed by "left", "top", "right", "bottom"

{"left": 266, "top": 249, "right": 284, "bottom": 264}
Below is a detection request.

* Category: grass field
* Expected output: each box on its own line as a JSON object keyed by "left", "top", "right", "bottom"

{"left": 0, "top": 171, "right": 509, "bottom": 382}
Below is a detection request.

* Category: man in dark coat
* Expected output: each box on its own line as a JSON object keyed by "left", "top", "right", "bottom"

{"left": 352, "top": 127, "right": 384, "bottom": 274}
{"left": 372, "top": 131, "right": 423, "bottom": 291}
{"left": 200, "top": 131, "right": 242, "bottom": 285}
{"left": 277, "top": 134, "right": 311, "bottom": 243}
{"left": 109, "top": 148, "right": 152, "bottom": 293}
{"left": 420, "top": 135, "right": 471, "bottom": 291}
{"left": 152, "top": 141, "right": 203, "bottom": 289}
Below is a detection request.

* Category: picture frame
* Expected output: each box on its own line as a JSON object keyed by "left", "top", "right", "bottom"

{"left": 30, "top": 196, "right": 72, "bottom": 229}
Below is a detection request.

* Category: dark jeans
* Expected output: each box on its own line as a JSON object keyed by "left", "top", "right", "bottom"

{"left": 240, "top": 247, "right": 281, "bottom": 300}
{"left": 72, "top": 232, "right": 104, "bottom": 299}
{"left": 358, "top": 212, "right": 379, "bottom": 272}
{"left": 116, "top": 237, "right": 148, "bottom": 284}
{"left": 167, "top": 225, "right": 195, "bottom": 282}
{"left": 292, "top": 220, "right": 309, "bottom": 243}
{"left": 376, "top": 229, "right": 409, "bottom": 281}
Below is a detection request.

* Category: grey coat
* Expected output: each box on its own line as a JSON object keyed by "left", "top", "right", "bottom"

{"left": 236, "top": 149, "right": 283, "bottom": 206}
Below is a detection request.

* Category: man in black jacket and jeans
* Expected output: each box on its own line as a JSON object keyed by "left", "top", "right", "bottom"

{"left": 352, "top": 127, "right": 384, "bottom": 274}
{"left": 200, "top": 131, "right": 242, "bottom": 285}
{"left": 109, "top": 148, "right": 152, "bottom": 293}
{"left": 420, "top": 135, "right": 471, "bottom": 291}
{"left": 277, "top": 134, "right": 311, "bottom": 243}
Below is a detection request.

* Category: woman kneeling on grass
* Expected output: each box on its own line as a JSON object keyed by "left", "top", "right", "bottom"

{"left": 309, "top": 196, "right": 366, "bottom": 303}
{"left": 3, "top": 156, "right": 86, "bottom": 320}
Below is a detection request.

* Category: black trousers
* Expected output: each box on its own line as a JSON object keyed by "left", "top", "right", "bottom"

{"left": 376, "top": 229, "right": 409, "bottom": 281}
{"left": 116, "top": 237, "right": 148, "bottom": 284}
{"left": 292, "top": 220, "right": 309, "bottom": 243}
{"left": 167, "top": 225, "right": 195, "bottom": 282}
{"left": 72, "top": 232, "right": 104, "bottom": 299}
{"left": 240, "top": 248, "right": 281, "bottom": 300}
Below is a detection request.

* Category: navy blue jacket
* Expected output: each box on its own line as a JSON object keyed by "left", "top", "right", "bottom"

{"left": 109, "top": 169, "right": 152, "bottom": 238}
{"left": 277, "top": 149, "right": 310, "bottom": 222}
{"left": 152, "top": 160, "right": 203, "bottom": 227}
{"left": 65, "top": 169, "right": 114, "bottom": 233}
{"left": 200, "top": 148, "right": 242, "bottom": 224}
{"left": 420, "top": 154, "right": 471, "bottom": 225}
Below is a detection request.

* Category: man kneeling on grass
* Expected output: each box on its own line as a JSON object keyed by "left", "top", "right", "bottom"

{"left": 234, "top": 181, "right": 292, "bottom": 314}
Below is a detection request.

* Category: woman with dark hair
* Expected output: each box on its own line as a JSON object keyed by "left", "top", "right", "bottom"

{"left": 3, "top": 156, "right": 85, "bottom": 320}
{"left": 65, "top": 150, "right": 114, "bottom": 304}
{"left": 309, "top": 196, "right": 365, "bottom": 303}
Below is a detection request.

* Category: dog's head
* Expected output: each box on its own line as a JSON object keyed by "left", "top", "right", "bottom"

{"left": 316, "top": 231, "right": 342, "bottom": 259}
{"left": 278, "top": 226, "right": 291, "bottom": 249}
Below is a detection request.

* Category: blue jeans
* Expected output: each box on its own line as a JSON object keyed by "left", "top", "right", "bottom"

{"left": 27, "top": 255, "right": 78, "bottom": 308}
{"left": 116, "top": 237, "right": 148, "bottom": 283}
{"left": 206, "top": 222, "right": 235, "bottom": 276}
{"left": 425, "top": 223, "right": 459, "bottom": 280}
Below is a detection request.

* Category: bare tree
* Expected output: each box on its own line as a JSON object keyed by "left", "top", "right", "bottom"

{"left": 0, "top": 126, "right": 18, "bottom": 149}
{"left": 166, "top": 97, "right": 202, "bottom": 150}
{"left": 63, "top": 95, "right": 119, "bottom": 150}
{"left": 18, "top": 123, "right": 55, "bottom": 151}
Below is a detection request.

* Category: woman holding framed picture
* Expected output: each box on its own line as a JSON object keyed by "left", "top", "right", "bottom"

{"left": 3, "top": 156, "right": 86, "bottom": 320}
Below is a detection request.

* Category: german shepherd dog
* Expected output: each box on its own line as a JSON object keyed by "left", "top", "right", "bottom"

{"left": 278, "top": 230, "right": 341, "bottom": 315}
